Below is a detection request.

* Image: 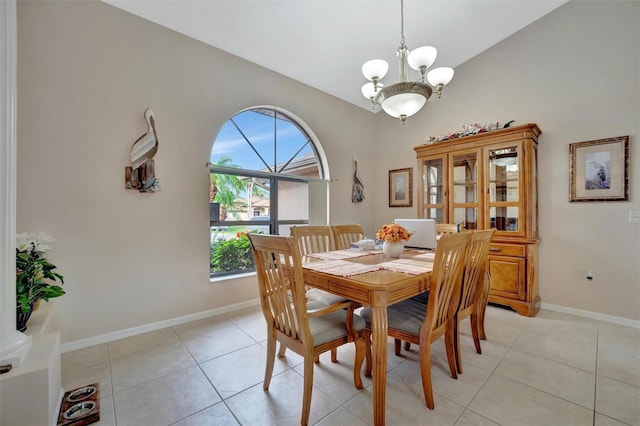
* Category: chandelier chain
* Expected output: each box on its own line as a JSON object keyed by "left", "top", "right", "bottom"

{"left": 400, "top": 0, "right": 406, "bottom": 47}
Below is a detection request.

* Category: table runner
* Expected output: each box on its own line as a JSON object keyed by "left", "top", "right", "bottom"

{"left": 303, "top": 258, "right": 432, "bottom": 277}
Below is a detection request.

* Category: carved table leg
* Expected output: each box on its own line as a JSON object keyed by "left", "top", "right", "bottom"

{"left": 370, "top": 292, "right": 388, "bottom": 426}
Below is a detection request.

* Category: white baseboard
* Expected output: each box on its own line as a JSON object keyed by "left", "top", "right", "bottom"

{"left": 61, "top": 299, "right": 261, "bottom": 353}
{"left": 61, "top": 299, "right": 638, "bottom": 353}
{"left": 541, "top": 302, "right": 640, "bottom": 329}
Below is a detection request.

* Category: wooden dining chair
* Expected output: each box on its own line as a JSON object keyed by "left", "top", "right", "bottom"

{"left": 402, "top": 222, "right": 459, "bottom": 351}
{"left": 248, "top": 234, "right": 366, "bottom": 426}
{"left": 477, "top": 269, "right": 492, "bottom": 341}
{"left": 360, "top": 232, "right": 471, "bottom": 409}
{"left": 452, "top": 228, "right": 495, "bottom": 374}
{"left": 289, "top": 225, "right": 348, "bottom": 305}
{"left": 290, "top": 225, "right": 352, "bottom": 361}
{"left": 331, "top": 224, "right": 364, "bottom": 250}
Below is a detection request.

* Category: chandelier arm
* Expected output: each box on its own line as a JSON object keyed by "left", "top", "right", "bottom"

{"left": 413, "top": 74, "right": 434, "bottom": 88}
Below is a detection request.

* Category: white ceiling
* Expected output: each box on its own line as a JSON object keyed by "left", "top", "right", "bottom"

{"left": 102, "top": 0, "right": 569, "bottom": 111}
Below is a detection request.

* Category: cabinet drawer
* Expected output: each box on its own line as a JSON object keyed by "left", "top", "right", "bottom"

{"left": 488, "top": 243, "right": 525, "bottom": 257}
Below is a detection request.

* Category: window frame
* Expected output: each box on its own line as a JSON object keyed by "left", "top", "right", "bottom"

{"left": 209, "top": 107, "right": 329, "bottom": 279}
{"left": 209, "top": 166, "right": 318, "bottom": 230}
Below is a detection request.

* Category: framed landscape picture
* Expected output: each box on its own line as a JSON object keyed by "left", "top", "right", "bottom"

{"left": 569, "top": 135, "right": 629, "bottom": 202}
{"left": 389, "top": 168, "right": 413, "bottom": 207}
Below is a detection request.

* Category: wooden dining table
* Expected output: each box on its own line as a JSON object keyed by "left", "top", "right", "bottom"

{"left": 302, "top": 248, "right": 435, "bottom": 426}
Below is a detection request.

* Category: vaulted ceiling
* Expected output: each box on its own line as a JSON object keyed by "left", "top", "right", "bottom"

{"left": 102, "top": 0, "right": 569, "bottom": 111}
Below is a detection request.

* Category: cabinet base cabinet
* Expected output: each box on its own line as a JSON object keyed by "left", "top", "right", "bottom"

{"left": 487, "top": 240, "right": 539, "bottom": 317}
{"left": 488, "top": 294, "right": 541, "bottom": 317}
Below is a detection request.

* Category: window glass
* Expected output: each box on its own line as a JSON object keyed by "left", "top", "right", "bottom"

{"left": 489, "top": 206, "right": 519, "bottom": 232}
{"left": 423, "top": 158, "right": 444, "bottom": 205}
{"left": 424, "top": 208, "right": 444, "bottom": 223}
{"left": 489, "top": 147, "right": 519, "bottom": 202}
{"left": 211, "top": 109, "right": 319, "bottom": 177}
{"left": 452, "top": 153, "right": 477, "bottom": 204}
{"left": 209, "top": 108, "right": 325, "bottom": 278}
{"left": 453, "top": 207, "right": 478, "bottom": 230}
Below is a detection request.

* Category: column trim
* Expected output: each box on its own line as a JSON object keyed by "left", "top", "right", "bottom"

{"left": 0, "top": 0, "right": 31, "bottom": 367}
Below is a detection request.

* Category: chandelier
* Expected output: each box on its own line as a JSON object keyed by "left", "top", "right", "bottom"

{"left": 361, "top": 0, "right": 454, "bottom": 124}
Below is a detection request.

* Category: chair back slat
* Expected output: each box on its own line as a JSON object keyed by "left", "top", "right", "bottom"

{"left": 426, "top": 232, "right": 470, "bottom": 332}
{"left": 435, "top": 223, "right": 458, "bottom": 236}
{"left": 249, "top": 234, "right": 308, "bottom": 343}
{"left": 290, "top": 226, "right": 333, "bottom": 256}
{"left": 459, "top": 229, "right": 496, "bottom": 312}
{"left": 331, "top": 224, "right": 364, "bottom": 250}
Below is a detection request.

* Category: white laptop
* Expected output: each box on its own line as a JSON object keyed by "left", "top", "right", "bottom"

{"left": 394, "top": 218, "right": 438, "bottom": 250}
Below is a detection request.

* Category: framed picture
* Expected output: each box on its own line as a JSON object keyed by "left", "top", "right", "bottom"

{"left": 569, "top": 135, "right": 629, "bottom": 202}
{"left": 389, "top": 168, "right": 413, "bottom": 207}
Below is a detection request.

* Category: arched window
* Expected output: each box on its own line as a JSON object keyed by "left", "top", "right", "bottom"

{"left": 209, "top": 107, "right": 329, "bottom": 278}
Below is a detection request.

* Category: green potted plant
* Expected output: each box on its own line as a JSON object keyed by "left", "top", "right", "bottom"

{"left": 15, "top": 232, "right": 65, "bottom": 332}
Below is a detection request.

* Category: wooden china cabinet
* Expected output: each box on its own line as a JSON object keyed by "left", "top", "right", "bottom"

{"left": 414, "top": 123, "right": 541, "bottom": 316}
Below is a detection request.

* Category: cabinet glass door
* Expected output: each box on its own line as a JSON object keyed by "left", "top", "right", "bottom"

{"left": 451, "top": 151, "right": 479, "bottom": 230}
{"left": 422, "top": 156, "right": 446, "bottom": 223}
{"left": 487, "top": 144, "right": 522, "bottom": 234}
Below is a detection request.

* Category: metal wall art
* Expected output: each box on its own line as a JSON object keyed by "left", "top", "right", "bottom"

{"left": 352, "top": 158, "right": 364, "bottom": 203}
{"left": 125, "top": 108, "right": 161, "bottom": 192}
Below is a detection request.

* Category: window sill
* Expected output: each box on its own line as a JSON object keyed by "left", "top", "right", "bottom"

{"left": 209, "top": 271, "right": 257, "bottom": 283}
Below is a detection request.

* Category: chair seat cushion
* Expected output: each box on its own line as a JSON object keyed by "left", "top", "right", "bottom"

{"left": 360, "top": 300, "right": 427, "bottom": 336}
{"left": 309, "top": 311, "right": 366, "bottom": 346}
{"left": 306, "top": 288, "right": 349, "bottom": 305}
{"left": 306, "top": 300, "right": 330, "bottom": 310}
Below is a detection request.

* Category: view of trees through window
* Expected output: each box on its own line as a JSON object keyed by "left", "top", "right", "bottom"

{"left": 209, "top": 108, "right": 324, "bottom": 278}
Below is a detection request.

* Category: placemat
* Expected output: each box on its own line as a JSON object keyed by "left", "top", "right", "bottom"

{"left": 411, "top": 252, "right": 436, "bottom": 261}
{"left": 378, "top": 258, "right": 434, "bottom": 275}
{"left": 306, "top": 249, "right": 377, "bottom": 261}
{"left": 303, "top": 259, "right": 383, "bottom": 276}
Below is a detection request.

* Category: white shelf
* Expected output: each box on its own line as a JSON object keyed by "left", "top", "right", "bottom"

{"left": 25, "top": 301, "right": 56, "bottom": 337}
{"left": 0, "top": 302, "right": 62, "bottom": 426}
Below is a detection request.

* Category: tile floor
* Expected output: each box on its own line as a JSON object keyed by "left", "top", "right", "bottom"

{"left": 61, "top": 305, "right": 640, "bottom": 426}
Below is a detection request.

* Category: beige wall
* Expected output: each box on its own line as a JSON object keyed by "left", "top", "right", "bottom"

{"left": 16, "top": 0, "right": 378, "bottom": 343}
{"left": 373, "top": 1, "right": 640, "bottom": 320}
{"left": 16, "top": 0, "right": 639, "bottom": 345}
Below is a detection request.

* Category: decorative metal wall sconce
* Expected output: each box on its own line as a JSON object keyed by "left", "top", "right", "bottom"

{"left": 352, "top": 158, "right": 364, "bottom": 203}
{"left": 125, "top": 108, "right": 160, "bottom": 192}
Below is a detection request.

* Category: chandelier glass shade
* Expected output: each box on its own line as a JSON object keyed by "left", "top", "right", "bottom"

{"left": 361, "top": 0, "right": 454, "bottom": 123}
{"left": 377, "top": 82, "right": 430, "bottom": 119}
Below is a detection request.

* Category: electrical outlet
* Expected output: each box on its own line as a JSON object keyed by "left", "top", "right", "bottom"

{"left": 585, "top": 269, "right": 595, "bottom": 284}
{"left": 629, "top": 210, "right": 640, "bottom": 224}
